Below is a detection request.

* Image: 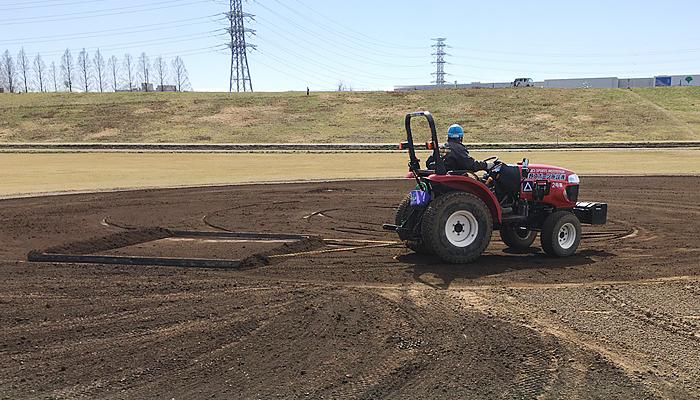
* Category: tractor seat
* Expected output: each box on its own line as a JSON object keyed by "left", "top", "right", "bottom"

{"left": 413, "top": 169, "right": 435, "bottom": 177}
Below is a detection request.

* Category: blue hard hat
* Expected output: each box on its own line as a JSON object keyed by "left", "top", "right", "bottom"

{"left": 447, "top": 124, "right": 463, "bottom": 139}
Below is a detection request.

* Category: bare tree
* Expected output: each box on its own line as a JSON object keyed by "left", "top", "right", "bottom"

{"left": 2, "top": 50, "right": 16, "bottom": 93}
{"left": 107, "top": 55, "right": 119, "bottom": 91}
{"left": 171, "top": 56, "right": 190, "bottom": 91}
{"left": 33, "top": 53, "right": 46, "bottom": 92}
{"left": 122, "top": 53, "right": 134, "bottom": 91}
{"left": 93, "top": 49, "right": 106, "bottom": 92}
{"left": 153, "top": 55, "right": 167, "bottom": 91}
{"left": 336, "top": 79, "right": 347, "bottom": 91}
{"left": 16, "top": 47, "right": 30, "bottom": 92}
{"left": 76, "top": 48, "right": 91, "bottom": 92}
{"left": 49, "top": 61, "right": 58, "bottom": 92}
{"left": 137, "top": 52, "right": 149, "bottom": 91}
{"left": 61, "top": 48, "right": 74, "bottom": 92}
{"left": 0, "top": 54, "right": 4, "bottom": 92}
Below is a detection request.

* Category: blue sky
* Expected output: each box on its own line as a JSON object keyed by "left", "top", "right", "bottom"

{"left": 1, "top": 0, "right": 699, "bottom": 92}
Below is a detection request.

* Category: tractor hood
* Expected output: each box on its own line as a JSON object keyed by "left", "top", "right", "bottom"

{"left": 524, "top": 163, "right": 579, "bottom": 184}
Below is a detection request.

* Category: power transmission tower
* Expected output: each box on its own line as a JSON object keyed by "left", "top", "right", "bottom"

{"left": 431, "top": 38, "right": 448, "bottom": 86}
{"left": 227, "top": 0, "right": 255, "bottom": 92}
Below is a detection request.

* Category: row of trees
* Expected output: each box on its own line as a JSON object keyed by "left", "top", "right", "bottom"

{"left": 0, "top": 48, "right": 191, "bottom": 93}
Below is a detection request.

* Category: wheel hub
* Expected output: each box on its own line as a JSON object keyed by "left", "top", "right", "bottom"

{"left": 445, "top": 210, "right": 478, "bottom": 247}
{"left": 558, "top": 222, "right": 577, "bottom": 249}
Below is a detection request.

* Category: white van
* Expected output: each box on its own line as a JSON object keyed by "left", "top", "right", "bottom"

{"left": 512, "top": 78, "right": 534, "bottom": 87}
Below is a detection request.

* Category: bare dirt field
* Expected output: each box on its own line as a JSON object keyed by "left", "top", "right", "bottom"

{"left": 1, "top": 176, "right": 699, "bottom": 399}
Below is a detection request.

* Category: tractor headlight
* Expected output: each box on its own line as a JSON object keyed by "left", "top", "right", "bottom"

{"left": 568, "top": 174, "right": 580, "bottom": 184}
{"left": 564, "top": 185, "right": 579, "bottom": 202}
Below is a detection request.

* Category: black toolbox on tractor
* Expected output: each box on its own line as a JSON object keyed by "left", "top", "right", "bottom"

{"left": 573, "top": 202, "right": 607, "bottom": 225}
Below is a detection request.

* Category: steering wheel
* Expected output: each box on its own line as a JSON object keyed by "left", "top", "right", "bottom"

{"left": 482, "top": 156, "right": 499, "bottom": 163}
{"left": 462, "top": 170, "right": 480, "bottom": 180}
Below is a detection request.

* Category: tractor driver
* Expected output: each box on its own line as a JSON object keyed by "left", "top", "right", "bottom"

{"left": 426, "top": 124, "right": 495, "bottom": 172}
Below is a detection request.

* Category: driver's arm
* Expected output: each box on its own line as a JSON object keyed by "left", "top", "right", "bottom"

{"left": 461, "top": 150, "right": 489, "bottom": 171}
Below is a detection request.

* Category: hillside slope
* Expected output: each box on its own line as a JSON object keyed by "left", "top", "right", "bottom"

{"left": 0, "top": 87, "right": 698, "bottom": 143}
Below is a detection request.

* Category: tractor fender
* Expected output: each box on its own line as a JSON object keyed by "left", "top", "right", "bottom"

{"left": 426, "top": 174, "right": 502, "bottom": 223}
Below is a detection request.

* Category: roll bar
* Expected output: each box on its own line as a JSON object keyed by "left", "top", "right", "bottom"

{"left": 404, "top": 111, "right": 446, "bottom": 175}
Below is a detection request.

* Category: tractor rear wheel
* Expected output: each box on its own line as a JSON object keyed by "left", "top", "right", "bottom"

{"left": 500, "top": 227, "right": 537, "bottom": 249}
{"left": 421, "top": 192, "right": 492, "bottom": 263}
{"left": 540, "top": 211, "right": 581, "bottom": 257}
{"left": 395, "top": 194, "right": 428, "bottom": 254}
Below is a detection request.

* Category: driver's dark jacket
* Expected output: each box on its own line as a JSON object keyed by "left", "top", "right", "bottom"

{"left": 426, "top": 138, "right": 488, "bottom": 172}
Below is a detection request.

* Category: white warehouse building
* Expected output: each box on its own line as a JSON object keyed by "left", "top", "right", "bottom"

{"left": 394, "top": 74, "right": 700, "bottom": 90}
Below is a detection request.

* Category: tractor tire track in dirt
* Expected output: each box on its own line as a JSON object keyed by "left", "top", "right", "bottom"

{"left": 1, "top": 176, "right": 699, "bottom": 398}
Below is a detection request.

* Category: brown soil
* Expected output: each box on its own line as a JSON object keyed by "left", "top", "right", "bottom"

{"left": 1, "top": 176, "right": 699, "bottom": 399}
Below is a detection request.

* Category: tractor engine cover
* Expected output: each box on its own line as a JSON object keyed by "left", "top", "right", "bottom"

{"left": 520, "top": 164, "right": 580, "bottom": 208}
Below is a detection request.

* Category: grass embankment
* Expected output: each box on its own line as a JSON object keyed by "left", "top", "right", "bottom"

{"left": 1, "top": 87, "right": 699, "bottom": 143}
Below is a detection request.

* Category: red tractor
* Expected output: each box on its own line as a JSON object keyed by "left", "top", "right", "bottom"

{"left": 383, "top": 111, "right": 607, "bottom": 263}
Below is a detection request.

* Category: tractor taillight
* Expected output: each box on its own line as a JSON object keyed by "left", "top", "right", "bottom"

{"left": 426, "top": 141, "right": 435, "bottom": 150}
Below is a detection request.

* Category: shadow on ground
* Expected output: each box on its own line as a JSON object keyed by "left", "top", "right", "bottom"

{"left": 400, "top": 248, "right": 601, "bottom": 289}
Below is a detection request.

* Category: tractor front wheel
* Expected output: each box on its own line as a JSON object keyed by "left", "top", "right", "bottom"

{"left": 421, "top": 192, "right": 492, "bottom": 263}
{"left": 540, "top": 211, "right": 581, "bottom": 257}
{"left": 500, "top": 227, "right": 537, "bottom": 249}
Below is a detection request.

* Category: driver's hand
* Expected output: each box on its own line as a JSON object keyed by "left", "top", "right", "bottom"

{"left": 486, "top": 161, "right": 495, "bottom": 170}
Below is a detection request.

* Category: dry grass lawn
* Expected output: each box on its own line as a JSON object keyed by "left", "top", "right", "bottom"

{"left": 1, "top": 149, "right": 697, "bottom": 197}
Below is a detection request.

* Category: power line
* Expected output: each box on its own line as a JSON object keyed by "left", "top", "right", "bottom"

{"left": 0, "top": 15, "right": 221, "bottom": 46}
{"left": 265, "top": 0, "right": 426, "bottom": 59}
{"left": 256, "top": 36, "right": 425, "bottom": 83}
{"left": 0, "top": 0, "right": 110, "bottom": 12}
{"left": 289, "top": 0, "right": 427, "bottom": 51}
{"left": 255, "top": 50, "right": 340, "bottom": 89}
{"left": 253, "top": 9, "right": 425, "bottom": 62}
{"left": 0, "top": 0, "right": 209, "bottom": 25}
{"left": 33, "top": 30, "right": 218, "bottom": 57}
{"left": 450, "top": 53, "right": 700, "bottom": 68}
{"left": 255, "top": 15, "right": 425, "bottom": 68}
{"left": 255, "top": 39, "right": 407, "bottom": 88}
{"left": 451, "top": 45, "right": 700, "bottom": 59}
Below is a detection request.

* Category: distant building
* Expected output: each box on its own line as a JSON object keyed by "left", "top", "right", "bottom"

{"left": 619, "top": 78, "right": 655, "bottom": 88}
{"left": 542, "top": 77, "right": 619, "bottom": 89}
{"left": 156, "top": 85, "right": 177, "bottom": 92}
{"left": 653, "top": 74, "right": 700, "bottom": 86}
{"left": 394, "top": 73, "right": 700, "bottom": 90}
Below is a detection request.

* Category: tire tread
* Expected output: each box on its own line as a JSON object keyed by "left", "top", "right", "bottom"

{"left": 540, "top": 211, "right": 581, "bottom": 257}
{"left": 421, "top": 192, "right": 492, "bottom": 263}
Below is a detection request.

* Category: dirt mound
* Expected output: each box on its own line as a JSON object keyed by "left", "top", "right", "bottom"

{"left": 241, "top": 235, "right": 325, "bottom": 268}
{"left": 42, "top": 227, "right": 173, "bottom": 255}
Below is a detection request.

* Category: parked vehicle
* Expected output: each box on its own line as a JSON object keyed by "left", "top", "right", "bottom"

{"left": 512, "top": 78, "right": 534, "bottom": 87}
